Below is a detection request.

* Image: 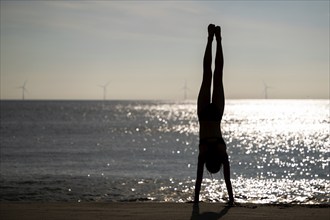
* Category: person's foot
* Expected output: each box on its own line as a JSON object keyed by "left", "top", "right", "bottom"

{"left": 208, "top": 24, "right": 215, "bottom": 39}
{"left": 215, "top": 26, "right": 221, "bottom": 41}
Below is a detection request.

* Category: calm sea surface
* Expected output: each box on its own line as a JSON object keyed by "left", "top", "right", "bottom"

{"left": 0, "top": 100, "right": 329, "bottom": 204}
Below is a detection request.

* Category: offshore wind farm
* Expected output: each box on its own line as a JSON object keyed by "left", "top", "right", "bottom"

{"left": 11, "top": 79, "right": 280, "bottom": 100}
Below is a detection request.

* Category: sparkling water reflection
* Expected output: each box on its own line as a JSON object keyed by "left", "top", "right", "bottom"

{"left": 0, "top": 100, "right": 329, "bottom": 204}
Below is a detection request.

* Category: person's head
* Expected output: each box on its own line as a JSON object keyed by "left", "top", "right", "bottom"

{"left": 205, "top": 151, "right": 221, "bottom": 173}
{"left": 205, "top": 144, "right": 227, "bottom": 174}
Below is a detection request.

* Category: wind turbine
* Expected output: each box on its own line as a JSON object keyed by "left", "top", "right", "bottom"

{"left": 262, "top": 81, "right": 272, "bottom": 99}
{"left": 18, "top": 80, "right": 28, "bottom": 100}
{"left": 99, "top": 81, "right": 110, "bottom": 101}
{"left": 182, "top": 80, "right": 189, "bottom": 100}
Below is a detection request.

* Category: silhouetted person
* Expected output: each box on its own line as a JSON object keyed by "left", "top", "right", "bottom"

{"left": 194, "top": 24, "right": 234, "bottom": 205}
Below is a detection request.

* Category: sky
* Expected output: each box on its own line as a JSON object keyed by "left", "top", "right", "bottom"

{"left": 0, "top": 0, "right": 329, "bottom": 100}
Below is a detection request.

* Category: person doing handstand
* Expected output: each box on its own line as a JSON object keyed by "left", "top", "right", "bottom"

{"left": 194, "top": 24, "right": 234, "bottom": 205}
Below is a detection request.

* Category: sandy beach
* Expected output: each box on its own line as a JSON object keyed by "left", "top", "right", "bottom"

{"left": 1, "top": 202, "right": 329, "bottom": 220}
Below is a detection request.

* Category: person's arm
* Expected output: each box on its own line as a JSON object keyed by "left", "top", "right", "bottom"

{"left": 223, "top": 158, "right": 234, "bottom": 204}
{"left": 194, "top": 153, "right": 205, "bottom": 203}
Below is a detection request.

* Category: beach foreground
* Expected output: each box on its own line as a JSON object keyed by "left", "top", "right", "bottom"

{"left": 1, "top": 202, "right": 329, "bottom": 220}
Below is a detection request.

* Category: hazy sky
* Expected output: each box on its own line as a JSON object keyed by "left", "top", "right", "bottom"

{"left": 1, "top": 1, "right": 329, "bottom": 100}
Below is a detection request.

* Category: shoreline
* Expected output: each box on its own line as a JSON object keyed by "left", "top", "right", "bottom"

{"left": 1, "top": 202, "right": 329, "bottom": 220}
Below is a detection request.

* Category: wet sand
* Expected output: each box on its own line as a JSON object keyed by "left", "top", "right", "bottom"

{"left": 1, "top": 202, "right": 329, "bottom": 220}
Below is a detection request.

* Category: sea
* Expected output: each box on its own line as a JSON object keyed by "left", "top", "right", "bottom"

{"left": 0, "top": 99, "right": 329, "bottom": 204}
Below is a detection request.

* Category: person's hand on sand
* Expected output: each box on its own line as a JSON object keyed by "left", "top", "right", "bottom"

{"left": 193, "top": 197, "right": 199, "bottom": 204}
{"left": 226, "top": 198, "right": 239, "bottom": 207}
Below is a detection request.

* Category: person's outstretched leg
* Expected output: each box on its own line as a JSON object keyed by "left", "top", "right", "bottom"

{"left": 212, "top": 26, "right": 225, "bottom": 119}
{"left": 198, "top": 24, "right": 215, "bottom": 116}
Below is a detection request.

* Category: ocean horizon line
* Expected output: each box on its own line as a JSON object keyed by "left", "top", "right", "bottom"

{"left": 0, "top": 98, "right": 328, "bottom": 102}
